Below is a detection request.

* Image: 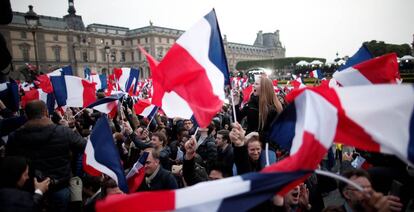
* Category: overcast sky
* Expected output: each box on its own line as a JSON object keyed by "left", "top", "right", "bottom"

{"left": 12, "top": 0, "right": 414, "bottom": 61}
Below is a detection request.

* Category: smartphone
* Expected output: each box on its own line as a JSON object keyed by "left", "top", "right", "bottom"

{"left": 389, "top": 180, "right": 402, "bottom": 197}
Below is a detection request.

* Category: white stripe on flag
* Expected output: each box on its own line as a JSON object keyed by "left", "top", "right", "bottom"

{"left": 85, "top": 140, "right": 120, "bottom": 185}
{"left": 175, "top": 175, "right": 250, "bottom": 211}
{"left": 162, "top": 91, "right": 193, "bottom": 119}
{"left": 333, "top": 67, "right": 371, "bottom": 86}
{"left": 176, "top": 17, "right": 226, "bottom": 101}
{"left": 291, "top": 90, "right": 338, "bottom": 155}
{"left": 65, "top": 76, "right": 84, "bottom": 107}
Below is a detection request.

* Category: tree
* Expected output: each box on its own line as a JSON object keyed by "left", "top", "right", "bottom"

{"left": 363, "top": 40, "right": 412, "bottom": 57}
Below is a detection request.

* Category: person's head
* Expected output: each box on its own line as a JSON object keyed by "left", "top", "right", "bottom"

{"left": 339, "top": 169, "right": 373, "bottom": 210}
{"left": 0, "top": 156, "right": 29, "bottom": 188}
{"left": 284, "top": 185, "right": 301, "bottom": 206}
{"left": 255, "top": 76, "right": 283, "bottom": 130}
{"left": 246, "top": 132, "right": 261, "bottom": 161}
{"left": 101, "top": 176, "right": 123, "bottom": 198}
{"left": 215, "top": 130, "right": 230, "bottom": 149}
{"left": 151, "top": 132, "right": 167, "bottom": 148}
{"left": 25, "top": 100, "right": 48, "bottom": 120}
{"left": 208, "top": 161, "right": 230, "bottom": 180}
{"left": 144, "top": 148, "right": 160, "bottom": 176}
{"left": 183, "top": 119, "right": 193, "bottom": 131}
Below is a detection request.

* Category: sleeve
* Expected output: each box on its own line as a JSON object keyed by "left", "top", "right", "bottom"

{"left": 65, "top": 127, "right": 87, "bottom": 152}
{"left": 183, "top": 157, "right": 208, "bottom": 186}
{"left": 233, "top": 145, "right": 252, "bottom": 175}
{"left": 165, "top": 172, "right": 178, "bottom": 189}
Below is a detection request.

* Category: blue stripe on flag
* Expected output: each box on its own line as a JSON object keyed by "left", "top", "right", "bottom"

{"left": 338, "top": 45, "right": 373, "bottom": 71}
{"left": 62, "top": 66, "right": 73, "bottom": 76}
{"left": 87, "top": 93, "right": 124, "bottom": 109}
{"left": 218, "top": 170, "right": 310, "bottom": 211}
{"left": 204, "top": 9, "right": 230, "bottom": 86}
{"left": 125, "top": 68, "right": 139, "bottom": 93}
{"left": 99, "top": 74, "right": 107, "bottom": 90}
{"left": 91, "top": 116, "right": 129, "bottom": 193}
{"left": 268, "top": 102, "right": 297, "bottom": 151}
{"left": 50, "top": 75, "right": 67, "bottom": 107}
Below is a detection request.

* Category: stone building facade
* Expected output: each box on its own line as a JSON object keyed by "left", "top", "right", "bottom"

{"left": 1, "top": 1, "right": 285, "bottom": 78}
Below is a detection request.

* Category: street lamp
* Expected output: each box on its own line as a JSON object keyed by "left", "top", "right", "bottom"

{"left": 104, "top": 42, "right": 110, "bottom": 74}
{"left": 24, "top": 5, "right": 40, "bottom": 70}
{"left": 111, "top": 53, "right": 116, "bottom": 70}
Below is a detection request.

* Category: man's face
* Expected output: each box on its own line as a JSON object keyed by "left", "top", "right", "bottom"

{"left": 183, "top": 120, "right": 193, "bottom": 130}
{"left": 215, "top": 134, "right": 225, "bottom": 148}
{"left": 343, "top": 176, "right": 373, "bottom": 209}
{"left": 144, "top": 151, "right": 159, "bottom": 176}
{"left": 285, "top": 185, "right": 300, "bottom": 206}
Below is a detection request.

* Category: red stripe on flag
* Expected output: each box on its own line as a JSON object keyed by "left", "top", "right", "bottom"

{"left": 354, "top": 53, "right": 399, "bottom": 84}
{"left": 82, "top": 80, "right": 97, "bottom": 107}
{"left": 82, "top": 154, "right": 101, "bottom": 177}
{"left": 95, "top": 190, "right": 175, "bottom": 212}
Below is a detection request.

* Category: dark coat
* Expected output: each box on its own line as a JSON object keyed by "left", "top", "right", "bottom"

{"left": 233, "top": 145, "right": 263, "bottom": 175}
{"left": 196, "top": 135, "right": 217, "bottom": 173}
{"left": 217, "top": 144, "right": 234, "bottom": 177}
{"left": 182, "top": 157, "right": 208, "bottom": 186}
{"left": 6, "top": 123, "right": 86, "bottom": 190}
{"left": 138, "top": 167, "right": 178, "bottom": 191}
{"left": 0, "top": 188, "right": 42, "bottom": 212}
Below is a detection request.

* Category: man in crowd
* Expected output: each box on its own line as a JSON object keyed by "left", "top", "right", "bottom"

{"left": 137, "top": 148, "right": 178, "bottom": 191}
{"left": 6, "top": 100, "right": 86, "bottom": 212}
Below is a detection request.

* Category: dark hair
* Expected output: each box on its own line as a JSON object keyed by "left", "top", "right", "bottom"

{"left": 152, "top": 132, "right": 167, "bottom": 147}
{"left": 217, "top": 130, "right": 230, "bottom": 144}
{"left": 209, "top": 161, "right": 230, "bottom": 178}
{"left": 0, "top": 156, "right": 28, "bottom": 188}
{"left": 338, "top": 169, "right": 371, "bottom": 198}
{"left": 25, "top": 100, "right": 47, "bottom": 120}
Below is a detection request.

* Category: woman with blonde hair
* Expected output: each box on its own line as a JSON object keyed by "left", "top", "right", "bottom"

{"left": 234, "top": 74, "right": 283, "bottom": 165}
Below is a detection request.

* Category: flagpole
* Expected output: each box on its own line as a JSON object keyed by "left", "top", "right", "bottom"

{"left": 265, "top": 142, "right": 270, "bottom": 167}
{"left": 73, "top": 107, "right": 87, "bottom": 117}
{"left": 314, "top": 169, "right": 363, "bottom": 191}
{"left": 230, "top": 89, "right": 238, "bottom": 123}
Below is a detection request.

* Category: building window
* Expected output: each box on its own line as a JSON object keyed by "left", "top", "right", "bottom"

{"left": 121, "top": 40, "right": 124, "bottom": 46}
{"left": 111, "top": 52, "right": 116, "bottom": 62}
{"left": 131, "top": 52, "right": 134, "bottom": 61}
{"left": 158, "top": 37, "right": 161, "bottom": 43}
{"left": 137, "top": 39, "right": 140, "bottom": 44}
{"left": 121, "top": 52, "right": 126, "bottom": 62}
{"left": 21, "top": 31, "right": 27, "bottom": 39}
{"left": 82, "top": 51, "right": 88, "bottom": 62}
{"left": 111, "top": 39, "right": 115, "bottom": 45}
{"left": 145, "top": 37, "right": 148, "bottom": 43}
{"left": 102, "top": 49, "right": 107, "bottom": 62}
{"left": 157, "top": 47, "right": 163, "bottom": 59}
{"left": 19, "top": 43, "right": 31, "bottom": 61}
{"left": 138, "top": 51, "right": 141, "bottom": 61}
{"left": 52, "top": 46, "right": 61, "bottom": 62}
{"left": 53, "top": 34, "right": 58, "bottom": 41}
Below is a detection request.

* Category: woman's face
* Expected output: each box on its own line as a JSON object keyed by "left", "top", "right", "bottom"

{"left": 17, "top": 166, "right": 29, "bottom": 188}
{"left": 253, "top": 78, "right": 261, "bottom": 96}
{"left": 247, "top": 141, "right": 262, "bottom": 161}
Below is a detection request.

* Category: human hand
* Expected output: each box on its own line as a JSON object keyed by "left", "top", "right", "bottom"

{"left": 299, "top": 183, "right": 310, "bottom": 208}
{"left": 184, "top": 136, "right": 197, "bottom": 160}
{"left": 34, "top": 177, "right": 50, "bottom": 194}
{"left": 229, "top": 122, "right": 245, "bottom": 147}
{"left": 385, "top": 195, "right": 403, "bottom": 212}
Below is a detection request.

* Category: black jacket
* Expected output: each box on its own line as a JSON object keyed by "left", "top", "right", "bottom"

{"left": 0, "top": 188, "right": 43, "bottom": 212}
{"left": 196, "top": 135, "right": 217, "bottom": 173}
{"left": 6, "top": 123, "right": 86, "bottom": 190}
{"left": 217, "top": 144, "right": 234, "bottom": 177}
{"left": 183, "top": 156, "right": 208, "bottom": 186}
{"left": 138, "top": 167, "right": 178, "bottom": 191}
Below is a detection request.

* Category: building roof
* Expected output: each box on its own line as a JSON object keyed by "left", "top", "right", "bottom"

{"left": 11, "top": 12, "right": 68, "bottom": 30}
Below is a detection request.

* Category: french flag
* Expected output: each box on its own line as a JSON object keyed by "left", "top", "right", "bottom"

{"left": 21, "top": 88, "right": 56, "bottom": 114}
{"left": 0, "top": 80, "right": 19, "bottom": 112}
{"left": 87, "top": 93, "right": 124, "bottom": 115}
{"left": 83, "top": 115, "right": 129, "bottom": 193}
{"left": 333, "top": 53, "right": 400, "bottom": 86}
{"left": 269, "top": 85, "right": 414, "bottom": 167}
{"left": 114, "top": 68, "right": 140, "bottom": 94}
{"left": 51, "top": 75, "right": 96, "bottom": 107}
{"left": 96, "top": 169, "right": 311, "bottom": 211}
{"left": 148, "top": 9, "right": 230, "bottom": 127}
{"left": 133, "top": 99, "right": 158, "bottom": 118}
{"left": 37, "top": 66, "right": 73, "bottom": 94}
{"left": 89, "top": 73, "right": 108, "bottom": 90}
{"left": 310, "top": 69, "right": 323, "bottom": 79}
{"left": 126, "top": 151, "right": 149, "bottom": 193}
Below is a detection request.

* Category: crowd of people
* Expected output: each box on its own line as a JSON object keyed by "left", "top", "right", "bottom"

{"left": 0, "top": 74, "right": 413, "bottom": 212}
